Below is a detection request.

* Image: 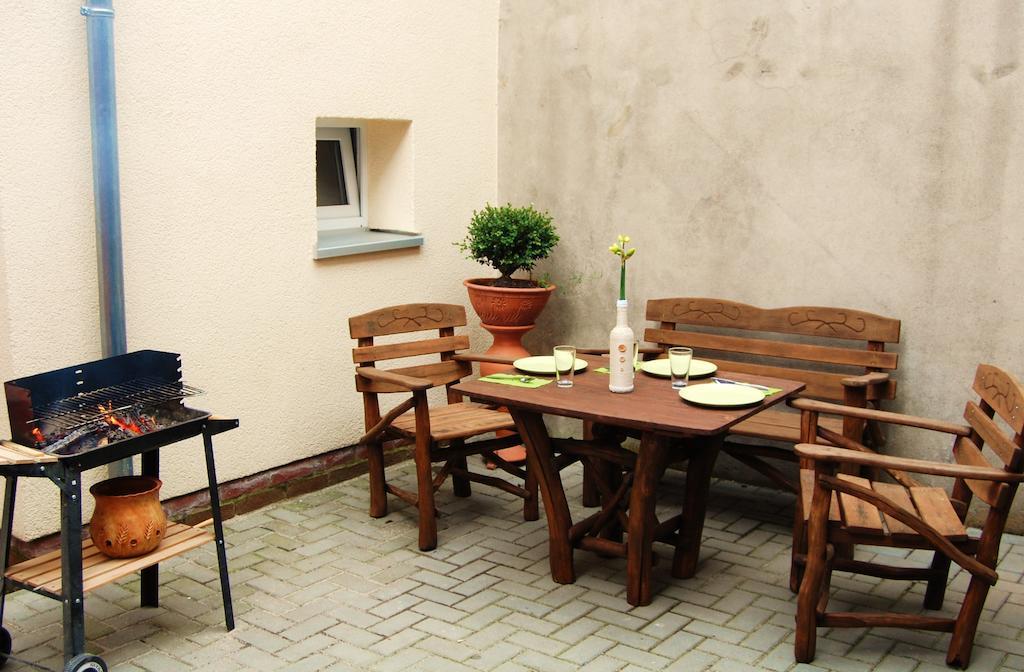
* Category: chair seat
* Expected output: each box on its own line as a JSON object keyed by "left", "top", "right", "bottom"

{"left": 390, "top": 402, "right": 516, "bottom": 442}
{"left": 732, "top": 409, "right": 843, "bottom": 444}
{"left": 800, "top": 470, "right": 968, "bottom": 543}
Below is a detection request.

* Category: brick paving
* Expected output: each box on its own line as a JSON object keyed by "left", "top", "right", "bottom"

{"left": 4, "top": 462, "right": 1024, "bottom": 671}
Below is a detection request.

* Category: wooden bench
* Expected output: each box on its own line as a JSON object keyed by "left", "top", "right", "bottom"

{"left": 643, "top": 297, "right": 901, "bottom": 493}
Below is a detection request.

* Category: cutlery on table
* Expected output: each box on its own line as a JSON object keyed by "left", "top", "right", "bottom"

{"left": 485, "top": 373, "right": 537, "bottom": 383}
{"left": 711, "top": 377, "right": 773, "bottom": 391}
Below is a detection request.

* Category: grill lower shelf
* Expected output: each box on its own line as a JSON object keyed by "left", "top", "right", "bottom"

{"left": 6, "top": 522, "right": 215, "bottom": 596}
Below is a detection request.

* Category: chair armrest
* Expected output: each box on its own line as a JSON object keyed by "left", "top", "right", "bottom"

{"left": 841, "top": 372, "right": 891, "bottom": 388}
{"left": 796, "top": 444, "right": 1024, "bottom": 482}
{"left": 356, "top": 367, "right": 432, "bottom": 391}
{"left": 452, "top": 353, "right": 517, "bottom": 366}
{"left": 789, "top": 398, "right": 971, "bottom": 436}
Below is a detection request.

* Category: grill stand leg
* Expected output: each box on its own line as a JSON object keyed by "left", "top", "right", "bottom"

{"left": 0, "top": 475, "right": 18, "bottom": 630}
{"left": 140, "top": 450, "right": 159, "bottom": 608}
{"left": 59, "top": 465, "right": 87, "bottom": 665}
{"left": 203, "top": 429, "right": 234, "bottom": 631}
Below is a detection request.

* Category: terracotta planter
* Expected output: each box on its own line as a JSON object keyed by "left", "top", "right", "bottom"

{"left": 463, "top": 278, "right": 555, "bottom": 327}
{"left": 90, "top": 476, "right": 168, "bottom": 559}
{"left": 464, "top": 278, "right": 556, "bottom": 465}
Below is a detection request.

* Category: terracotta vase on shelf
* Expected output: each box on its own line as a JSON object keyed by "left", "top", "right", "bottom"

{"left": 90, "top": 475, "right": 168, "bottom": 559}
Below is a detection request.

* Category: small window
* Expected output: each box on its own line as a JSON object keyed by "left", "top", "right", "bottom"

{"left": 313, "top": 118, "right": 422, "bottom": 259}
{"left": 316, "top": 126, "right": 364, "bottom": 228}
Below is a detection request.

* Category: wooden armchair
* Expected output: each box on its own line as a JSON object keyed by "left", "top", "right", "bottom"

{"left": 349, "top": 303, "right": 537, "bottom": 551}
{"left": 792, "top": 364, "right": 1024, "bottom": 668}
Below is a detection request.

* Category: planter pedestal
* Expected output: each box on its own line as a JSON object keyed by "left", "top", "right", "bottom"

{"left": 478, "top": 323, "right": 534, "bottom": 463}
{"left": 478, "top": 324, "right": 533, "bottom": 376}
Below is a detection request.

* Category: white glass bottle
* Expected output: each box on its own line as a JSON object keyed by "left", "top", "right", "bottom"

{"left": 608, "top": 299, "right": 635, "bottom": 393}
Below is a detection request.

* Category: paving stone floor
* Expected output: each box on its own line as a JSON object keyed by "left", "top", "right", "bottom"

{"left": 4, "top": 462, "right": 1024, "bottom": 671}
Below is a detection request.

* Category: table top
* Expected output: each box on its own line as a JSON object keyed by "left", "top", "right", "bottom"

{"left": 453, "top": 354, "right": 806, "bottom": 438}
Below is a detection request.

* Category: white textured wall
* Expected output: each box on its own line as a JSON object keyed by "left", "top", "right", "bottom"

{"left": 0, "top": 1, "right": 498, "bottom": 539}
{"left": 500, "top": 2, "right": 1024, "bottom": 522}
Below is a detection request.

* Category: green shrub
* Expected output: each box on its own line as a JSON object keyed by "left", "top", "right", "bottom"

{"left": 456, "top": 203, "right": 559, "bottom": 287}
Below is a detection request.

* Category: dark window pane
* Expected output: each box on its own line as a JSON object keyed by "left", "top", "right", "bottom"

{"left": 316, "top": 140, "right": 348, "bottom": 206}
{"left": 350, "top": 128, "right": 359, "bottom": 175}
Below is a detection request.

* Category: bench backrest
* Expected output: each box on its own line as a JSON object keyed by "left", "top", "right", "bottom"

{"left": 644, "top": 298, "right": 901, "bottom": 402}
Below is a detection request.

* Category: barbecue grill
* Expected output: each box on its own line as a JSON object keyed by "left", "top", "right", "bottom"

{"left": 0, "top": 350, "right": 237, "bottom": 672}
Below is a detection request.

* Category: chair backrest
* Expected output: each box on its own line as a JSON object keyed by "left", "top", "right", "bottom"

{"left": 644, "top": 297, "right": 901, "bottom": 402}
{"left": 348, "top": 303, "right": 473, "bottom": 394}
{"left": 951, "top": 365, "right": 1024, "bottom": 533}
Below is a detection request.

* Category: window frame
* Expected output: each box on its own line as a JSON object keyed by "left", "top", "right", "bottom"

{"left": 316, "top": 124, "right": 366, "bottom": 230}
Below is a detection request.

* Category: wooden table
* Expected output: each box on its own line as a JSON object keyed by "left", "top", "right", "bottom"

{"left": 453, "top": 354, "right": 804, "bottom": 606}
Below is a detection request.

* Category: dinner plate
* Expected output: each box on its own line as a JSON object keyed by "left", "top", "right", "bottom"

{"left": 514, "top": 356, "right": 588, "bottom": 375}
{"left": 679, "top": 383, "right": 765, "bottom": 408}
{"left": 640, "top": 358, "right": 717, "bottom": 379}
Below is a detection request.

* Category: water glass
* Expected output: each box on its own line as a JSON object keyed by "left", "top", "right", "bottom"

{"left": 553, "top": 345, "right": 576, "bottom": 388}
{"left": 668, "top": 347, "right": 692, "bottom": 389}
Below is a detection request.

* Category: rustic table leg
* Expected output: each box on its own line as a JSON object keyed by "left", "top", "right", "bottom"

{"left": 626, "top": 433, "right": 672, "bottom": 606}
{"left": 672, "top": 434, "right": 723, "bottom": 579}
{"left": 591, "top": 423, "right": 626, "bottom": 543}
{"left": 510, "top": 408, "right": 575, "bottom": 584}
{"left": 581, "top": 420, "right": 599, "bottom": 507}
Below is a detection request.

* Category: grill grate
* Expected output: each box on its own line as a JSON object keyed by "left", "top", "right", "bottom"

{"left": 28, "top": 377, "right": 204, "bottom": 431}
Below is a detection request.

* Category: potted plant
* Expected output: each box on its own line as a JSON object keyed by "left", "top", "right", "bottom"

{"left": 457, "top": 203, "right": 559, "bottom": 328}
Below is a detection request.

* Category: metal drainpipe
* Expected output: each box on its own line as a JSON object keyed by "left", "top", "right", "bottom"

{"left": 82, "top": 0, "right": 132, "bottom": 478}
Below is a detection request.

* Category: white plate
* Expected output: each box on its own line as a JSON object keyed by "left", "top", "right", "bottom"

{"left": 514, "top": 356, "right": 588, "bottom": 375}
{"left": 679, "top": 383, "right": 766, "bottom": 408}
{"left": 640, "top": 358, "right": 717, "bottom": 379}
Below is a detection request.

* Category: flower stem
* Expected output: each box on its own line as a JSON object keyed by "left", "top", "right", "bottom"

{"left": 619, "top": 260, "right": 626, "bottom": 301}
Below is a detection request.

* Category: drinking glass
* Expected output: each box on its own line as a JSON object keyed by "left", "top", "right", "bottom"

{"left": 668, "top": 347, "right": 692, "bottom": 389}
{"left": 553, "top": 345, "right": 576, "bottom": 388}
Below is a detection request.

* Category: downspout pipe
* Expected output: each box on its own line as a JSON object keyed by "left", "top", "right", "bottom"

{"left": 82, "top": 1, "right": 131, "bottom": 477}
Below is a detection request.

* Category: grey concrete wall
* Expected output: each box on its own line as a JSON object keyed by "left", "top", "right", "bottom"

{"left": 499, "top": 1, "right": 1024, "bottom": 520}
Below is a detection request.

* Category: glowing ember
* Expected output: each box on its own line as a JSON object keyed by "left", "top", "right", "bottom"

{"left": 31, "top": 427, "right": 45, "bottom": 444}
{"left": 97, "top": 403, "right": 143, "bottom": 435}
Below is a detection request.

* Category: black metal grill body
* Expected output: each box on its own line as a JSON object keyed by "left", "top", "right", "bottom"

{"left": 5, "top": 350, "right": 210, "bottom": 465}
{"left": 0, "top": 350, "right": 237, "bottom": 671}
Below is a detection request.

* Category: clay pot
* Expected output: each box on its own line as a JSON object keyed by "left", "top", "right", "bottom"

{"left": 463, "top": 278, "right": 555, "bottom": 327}
{"left": 464, "top": 279, "right": 556, "bottom": 466}
{"left": 89, "top": 476, "right": 167, "bottom": 558}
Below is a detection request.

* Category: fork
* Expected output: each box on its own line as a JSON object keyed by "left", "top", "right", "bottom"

{"left": 486, "top": 373, "right": 536, "bottom": 383}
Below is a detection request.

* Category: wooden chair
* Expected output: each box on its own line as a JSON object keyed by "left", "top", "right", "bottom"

{"left": 642, "top": 297, "right": 901, "bottom": 493}
{"left": 349, "top": 303, "right": 537, "bottom": 551}
{"left": 792, "top": 364, "right": 1024, "bottom": 668}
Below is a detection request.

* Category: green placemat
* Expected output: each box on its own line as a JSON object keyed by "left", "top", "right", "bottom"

{"left": 478, "top": 374, "right": 554, "bottom": 388}
{"left": 594, "top": 364, "right": 641, "bottom": 374}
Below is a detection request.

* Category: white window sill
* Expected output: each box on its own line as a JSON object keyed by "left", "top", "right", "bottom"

{"left": 315, "top": 228, "right": 423, "bottom": 259}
